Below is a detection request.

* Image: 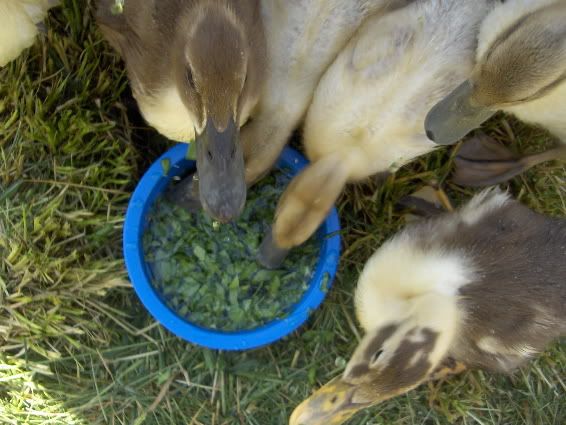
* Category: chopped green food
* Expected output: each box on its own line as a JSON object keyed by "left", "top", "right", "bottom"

{"left": 143, "top": 171, "right": 320, "bottom": 331}
{"left": 161, "top": 158, "right": 171, "bottom": 176}
{"left": 111, "top": 0, "right": 124, "bottom": 15}
{"left": 186, "top": 141, "right": 198, "bottom": 160}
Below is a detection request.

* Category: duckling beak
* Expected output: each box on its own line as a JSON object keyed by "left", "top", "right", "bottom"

{"left": 424, "top": 80, "right": 496, "bottom": 146}
{"left": 289, "top": 378, "right": 372, "bottom": 425}
{"left": 196, "top": 116, "right": 246, "bottom": 223}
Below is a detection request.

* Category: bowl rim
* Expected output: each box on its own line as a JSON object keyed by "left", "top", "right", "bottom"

{"left": 123, "top": 143, "right": 341, "bottom": 351}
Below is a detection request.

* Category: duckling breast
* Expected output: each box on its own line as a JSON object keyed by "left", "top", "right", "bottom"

{"left": 134, "top": 86, "right": 198, "bottom": 142}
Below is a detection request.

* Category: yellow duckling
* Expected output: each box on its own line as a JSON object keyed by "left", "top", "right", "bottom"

{"left": 259, "top": 0, "right": 495, "bottom": 268}
{"left": 242, "top": 0, "right": 415, "bottom": 186}
{"left": 290, "top": 188, "right": 566, "bottom": 425}
{"left": 425, "top": 0, "right": 566, "bottom": 186}
{"left": 0, "top": 0, "right": 59, "bottom": 67}
{"left": 96, "top": 0, "right": 266, "bottom": 222}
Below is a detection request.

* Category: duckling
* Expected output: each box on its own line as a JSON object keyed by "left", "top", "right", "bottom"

{"left": 0, "top": 0, "right": 59, "bottom": 67}
{"left": 290, "top": 188, "right": 566, "bottom": 425}
{"left": 95, "top": 0, "right": 266, "bottom": 222}
{"left": 152, "top": 0, "right": 415, "bottom": 217}
{"left": 425, "top": 0, "right": 566, "bottom": 186}
{"left": 241, "top": 0, "right": 418, "bottom": 186}
{"left": 259, "top": 0, "right": 495, "bottom": 268}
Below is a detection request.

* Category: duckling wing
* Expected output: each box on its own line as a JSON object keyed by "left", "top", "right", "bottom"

{"left": 95, "top": 0, "right": 186, "bottom": 96}
{"left": 95, "top": 0, "right": 153, "bottom": 55}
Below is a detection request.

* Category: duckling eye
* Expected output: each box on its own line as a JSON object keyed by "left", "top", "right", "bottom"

{"left": 186, "top": 69, "right": 195, "bottom": 90}
{"left": 371, "top": 349, "right": 384, "bottom": 365}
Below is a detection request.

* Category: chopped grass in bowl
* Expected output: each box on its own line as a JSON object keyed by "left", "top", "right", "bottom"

{"left": 143, "top": 171, "right": 320, "bottom": 331}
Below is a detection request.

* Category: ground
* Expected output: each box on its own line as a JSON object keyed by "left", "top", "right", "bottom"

{"left": 0, "top": 2, "right": 564, "bottom": 425}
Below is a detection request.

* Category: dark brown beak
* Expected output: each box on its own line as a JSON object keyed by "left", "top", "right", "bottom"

{"left": 196, "top": 117, "right": 246, "bottom": 222}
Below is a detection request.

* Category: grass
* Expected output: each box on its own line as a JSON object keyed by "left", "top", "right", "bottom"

{"left": 0, "top": 1, "right": 564, "bottom": 424}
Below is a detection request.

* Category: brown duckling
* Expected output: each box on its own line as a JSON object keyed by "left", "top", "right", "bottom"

{"left": 290, "top": 188, "right": 566, "bottom": 425}
{"left": 96, "top": 0, "right": 266, "bottom": 222}
{"left": 425, "top": 0, "right": 566, "bottom": 186}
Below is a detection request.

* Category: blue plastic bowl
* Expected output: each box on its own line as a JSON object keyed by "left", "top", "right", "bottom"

{"left": 123, "top": 143, "right": 341, "bottom": 351}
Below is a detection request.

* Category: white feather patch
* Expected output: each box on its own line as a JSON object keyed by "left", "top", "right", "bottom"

{"left": 459, "top": 188, "right": 511, "bottom": 226}
{"left": 477, "top": 336, "right": 538, "bottom": 358}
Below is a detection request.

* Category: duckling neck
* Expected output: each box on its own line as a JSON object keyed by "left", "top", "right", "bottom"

{"left": 355, "top": 237, "right": 474, "bottom": 324}
{"left": 181, "top": 1, "right": 245, "bottom": 38}
{"left": 405, "top": 292, "right": 461, "bottom": 369}
{"left": 355, "top": 240, "right": 474, "bottom": 366}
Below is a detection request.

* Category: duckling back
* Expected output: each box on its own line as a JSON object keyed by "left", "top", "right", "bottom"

{"left": 242, "top": 0, "right": 418, "bottom": 183}
{"left": 0, "top": 0, "right": 57, "bottom": 66}
{"left": 303, "top": 0, "right": 494, "bottom": 177}
{"left": 409, "top": 190, "right": 566, "bottom": 372}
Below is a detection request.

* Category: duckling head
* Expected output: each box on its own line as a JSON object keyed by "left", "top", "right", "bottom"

{"left": 290, "top": 320, "right": 449, "bottom": 425}
{"left": 425, "top": 0, "right": 566, "bottom": 146}
{"left": 173, "top": 3, "right": 264, "bottom": 222}
{"left": 290, "top": 236, "right": 467, "bottom": 425}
